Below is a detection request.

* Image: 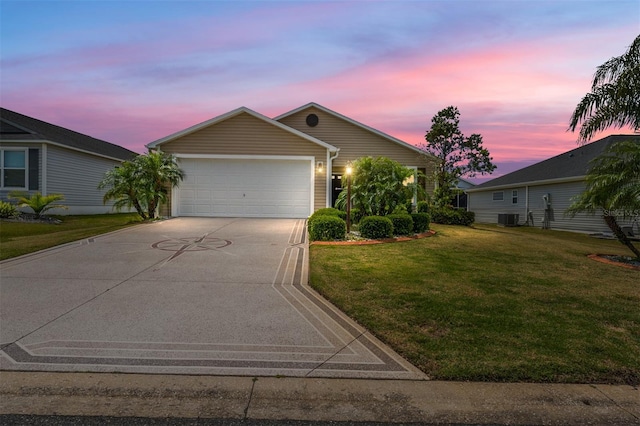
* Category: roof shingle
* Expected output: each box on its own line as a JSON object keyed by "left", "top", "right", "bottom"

{"left": 0, "top": 108, "right": 137, "bottom": 161}
{"left": 472, "top": 134, "right": 640, "bottom": 190}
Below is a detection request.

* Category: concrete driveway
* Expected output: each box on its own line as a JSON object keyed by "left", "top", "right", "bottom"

{"left": 0, "top": 218, "right": 424, "bottom": 379}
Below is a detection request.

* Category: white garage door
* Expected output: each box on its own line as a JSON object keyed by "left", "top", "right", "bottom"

{"left": 176, "top": 158, "right": 312, "bottom": 218}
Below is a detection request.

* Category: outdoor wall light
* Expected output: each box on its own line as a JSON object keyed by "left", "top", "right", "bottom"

{"left": 345, "top": 162, "right": 352, "bottom": 233}
{"left": 316, "top": 161, "right": 323, "bottom": 173}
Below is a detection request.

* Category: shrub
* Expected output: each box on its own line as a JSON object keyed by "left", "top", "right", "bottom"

{"left": 417, "top": 201, "right": 430, "bottom": 213}
{"left": 0, "top": 200, "right": 18, "bottom": 218}
{"left": 359, "top": 216, "right": 393, "bottom": 240}
{"left": 411, "top": 212, "right": 431, "bottom": 233}
{"left": 308, "top": 215, "right": 346, "bottom": 241}
{"left": 431, "top": 207, "right": 475, "bottom": 226}
{"left": 310, "top": 207, "right": 346, "bottom": 221}
{"left": 8, "top": 191, "right": 67, "bottom": 218}
{"left": 387, "top": 214, "right": 414, "bottom": 236}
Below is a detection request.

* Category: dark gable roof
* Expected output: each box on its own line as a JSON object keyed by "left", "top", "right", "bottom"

{"left": 472, "top": 134, "right": 640, "bottom": 190}
{"left": 0, "top": 108, "right": 137, "bottom": 161}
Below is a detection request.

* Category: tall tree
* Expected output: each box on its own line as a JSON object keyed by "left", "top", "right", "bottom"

{"left": 99, "top": 151, "right": 184, "bottom": 220}
{"left": 566, "top": 140, "right": 640, "bottom": 259}
{"left": 568, "top": 34, "right": 640, "bottom": 142}
{"left": 567, "top": 34, "right": 640, "bottom": 259}
{"left": 419, "top": 106, "right": 495, "bottom": 207}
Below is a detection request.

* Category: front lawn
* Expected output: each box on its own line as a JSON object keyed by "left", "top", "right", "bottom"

{"left": 309, "top": 223, "right": 640, "bottom": 384}
{"left": 0, "top": 213, "right": 142, "bottom": 260}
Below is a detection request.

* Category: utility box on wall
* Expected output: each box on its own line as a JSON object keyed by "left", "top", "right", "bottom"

{"left": 498, "top": 213, "right": 519, "bottom": 227}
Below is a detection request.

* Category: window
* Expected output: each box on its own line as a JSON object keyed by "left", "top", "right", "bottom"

{"left": 492, "top": 191, "right": 504, "bottom": 201}
{"left": 512, "top": 190, "right": 518, "bottom": 204}
{"left": 1, "top": 149, "right": 27, "bottom": 188}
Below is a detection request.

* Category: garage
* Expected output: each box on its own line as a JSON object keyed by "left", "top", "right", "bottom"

{"left": 175, "top": 157, "right": 313, "bottom": 218}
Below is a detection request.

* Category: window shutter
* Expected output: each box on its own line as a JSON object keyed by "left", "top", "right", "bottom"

{"left": 28, "top": 148, "right": 39, "bottom": 190}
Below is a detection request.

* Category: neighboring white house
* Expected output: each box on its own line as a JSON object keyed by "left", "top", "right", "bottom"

{"left": 452, "top": 177, "right": 475, "bottom": 209}
{"left": 0, "top": 108, "right": 138, "bottom": 215}
{"left": 466, "top": 135, "right": 640, "bottom": 234}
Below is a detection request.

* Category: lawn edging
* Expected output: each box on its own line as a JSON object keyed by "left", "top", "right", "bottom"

{"left": 311, "top": 230, "right": 436, "bottom": 245}
{"left": 587, "top": 254, "right": 640, "bottom": 271}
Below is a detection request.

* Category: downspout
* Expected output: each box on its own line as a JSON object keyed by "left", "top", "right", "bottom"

{"left": 327, "top": 149, "right": 340, "bottom": 207}
{"left": 525, "top": 185, "right": 530, "bottom": 226}
{"left": 41, "top": 143, "right": 48, "bottom": 196}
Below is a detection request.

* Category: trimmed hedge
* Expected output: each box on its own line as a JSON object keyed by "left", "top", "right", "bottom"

{"left": 309, "top": 207, "right": 346, "bottom": 221}
{"left": 359, "top": 216, "right": 393, "bottom": 240}
{"left": 387, "top": 214, "right": 414, "bottom": 236}
{"left": 431, "top": 208, "right": 475, "bottom": 226}
{"left": 411, "top": 212, "right": 431, "bottom": 233}
{"left": 417, "top": 201, "right": 430, "bottom": 213}
{"left": 308, "top": 215, "right": 346, "bottom": 241}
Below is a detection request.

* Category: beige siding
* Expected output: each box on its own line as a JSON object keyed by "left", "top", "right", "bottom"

{"left": 278, "top": 106, "right": 436, "bottom": 193}
{"left": 158, "top": 112, "right": 328, "bottom": 212}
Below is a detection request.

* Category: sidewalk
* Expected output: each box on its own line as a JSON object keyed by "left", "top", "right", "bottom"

{"left": 0, "top": 372, "right": 638, "bottom": 425}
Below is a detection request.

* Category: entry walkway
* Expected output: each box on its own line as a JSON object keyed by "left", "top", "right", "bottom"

{"left": 0, "top": 218, "right": 423, "bottom": 379}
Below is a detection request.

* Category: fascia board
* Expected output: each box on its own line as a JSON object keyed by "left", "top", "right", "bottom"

{"left": 0, "top": 139, "right": 131, "bottom": 162}
{"left": 465, "top": 175, "right": 585, "bottom": 193}
{"left": 146, "top": 106, "right": 338, "bottom": 152}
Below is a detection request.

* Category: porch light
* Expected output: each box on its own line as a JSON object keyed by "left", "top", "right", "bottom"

{"left": 316, "top": 161, "right": 323, "bottom": 173}
{"left": 346, "top": 162, "right": 352, "bottom": 233}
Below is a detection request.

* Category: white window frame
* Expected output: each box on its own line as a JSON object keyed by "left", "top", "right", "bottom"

{"left": 1, "top": 148, "right": 28, "bottom": 189}
{"left": 512, "top": 190, "right": 518, "bottom": 204}
{"left": 492, "top": 191, "right": 504, "bottom": 201}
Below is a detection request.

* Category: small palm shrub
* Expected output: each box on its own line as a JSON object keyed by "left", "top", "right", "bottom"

{"left": 8, "top": 191, "right": 67, "bottom": 218}
{"left": 417, "top": 201, "right": 430, "bottom": 213}
{"left": 308, "top": 215, "right": 346, "bottom": 241}
{"left": 359, "top": 216, "right": 393, "bottom": 240}
{"left": 411, "top": 212, "right": 431, "bottom": 233}
{"left": 387, "top": 214, "right": 414, "bottom": 236}
{"left": 0, "top": 200, "right": 18, "bottom": 218}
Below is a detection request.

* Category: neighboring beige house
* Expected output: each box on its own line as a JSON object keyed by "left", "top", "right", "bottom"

{"left": 147, "top": 103, "right": 437, "bottom": 218}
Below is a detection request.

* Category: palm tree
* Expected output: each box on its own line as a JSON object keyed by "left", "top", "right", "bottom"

{"left": 8, "top": 191, "right": 67, "bottom": 218}
{"left": 335, "top": 156, "right": 422, "bottom": 218}
{"left": 98, "top": 160, "right": 148, "bottom": 219}
{"left": 568, "top": 35, "right": 640, "bottom": 142}
{"left": 566, "top": 140, "right": 640, "bottom": 259}
{"left": 134, "top": 151, "right": 184, "bottom": 219}
{"left": 98, "top": 151, "right": 184, "bottom": 220}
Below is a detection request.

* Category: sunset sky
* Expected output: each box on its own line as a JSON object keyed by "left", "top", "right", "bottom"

{"left": 1, "top": 0, "right": 638, "bottom": 182}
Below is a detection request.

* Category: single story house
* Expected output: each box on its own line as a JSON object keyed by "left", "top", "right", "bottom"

{"left": 466, "top": 134, "right": 640, "bottom": 234}
{"left": 147, "top": 102, "right": 437, "bottom": 218}
{"left": 0, "top": 108, "right": 138, "bottom": 215}
{"left": 452, "top": 177, "right": 475, "bottom": 209}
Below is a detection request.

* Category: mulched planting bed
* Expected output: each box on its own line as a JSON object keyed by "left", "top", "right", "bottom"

{"left": 311, "top": 230, "right": 436, "bottom": 245}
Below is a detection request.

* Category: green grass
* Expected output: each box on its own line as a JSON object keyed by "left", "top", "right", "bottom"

{"left": 310, "top": 223, "right": 640, "bottom": 384}
{"left": 0, "top": 213, "right": 142, "bottom": 260}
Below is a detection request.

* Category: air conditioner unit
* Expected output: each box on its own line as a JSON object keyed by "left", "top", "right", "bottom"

{"left": 498, "top": 213, "right": 519, "bottom": 227}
